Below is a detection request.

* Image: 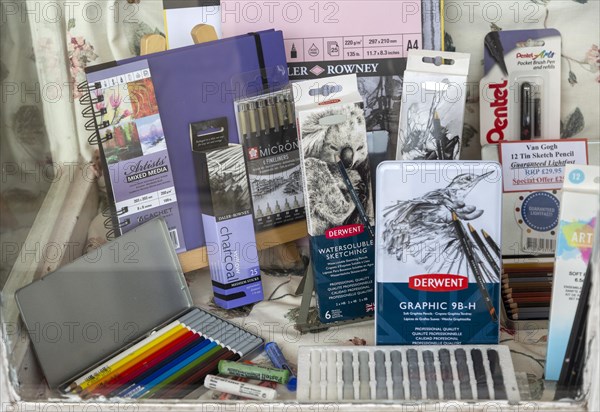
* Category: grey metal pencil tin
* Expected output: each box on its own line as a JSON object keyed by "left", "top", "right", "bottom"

{"left": 14, "top": 218, "right": 264, "bottom": 390}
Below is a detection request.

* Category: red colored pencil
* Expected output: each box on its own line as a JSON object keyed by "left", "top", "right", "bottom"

{"left": 96, "top": 330, "right": 200, "bottom": 397}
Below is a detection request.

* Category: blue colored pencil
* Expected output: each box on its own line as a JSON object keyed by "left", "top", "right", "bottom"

{"left": 120, "top": 339, "right": 216, "bottom": 398}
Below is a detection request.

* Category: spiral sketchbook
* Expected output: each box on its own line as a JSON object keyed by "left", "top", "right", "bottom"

{"left": 80, "top": 30, "right": 288, "bottom": 252}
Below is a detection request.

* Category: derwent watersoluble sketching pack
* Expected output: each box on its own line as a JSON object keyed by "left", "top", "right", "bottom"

{"left": 376, "top": 161, "right": 502, "bottom": 345}
{"left": 294, "top": 74, "right": 376, "bottom": 324}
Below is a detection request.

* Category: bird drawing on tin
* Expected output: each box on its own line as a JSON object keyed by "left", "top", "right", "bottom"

{"left": 382, "top": 171, "right": 497, "bottom": 280}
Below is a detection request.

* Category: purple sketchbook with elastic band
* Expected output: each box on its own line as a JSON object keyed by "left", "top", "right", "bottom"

{"left": 84, "top": 30, "right": 288, "bottom": 251}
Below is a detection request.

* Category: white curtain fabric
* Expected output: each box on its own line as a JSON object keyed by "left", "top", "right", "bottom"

{"left": 0, "top": 0, "right": 54, "bottom": 285}
{"left": 24, "top": 0, "right": 165, "bottom": 161}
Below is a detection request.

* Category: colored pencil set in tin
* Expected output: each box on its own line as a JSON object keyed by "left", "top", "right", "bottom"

{"left": 67, "top": 308, "right": 263, "bottom": 399}
{"left": 15, "top": 219, "right": 264, "bottom": 396}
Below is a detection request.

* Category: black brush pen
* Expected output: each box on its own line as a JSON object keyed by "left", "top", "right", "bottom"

{"left": 452, "top": 212, "right": 497, "bottom": 322}
{"left": 520, "top": 82, "right": 536, "bottom": 140}
{"left": 337, "top": 159, "right": 375, "bottom": 238}
{"left": 467, "top": 223, "right": 500, "bottom": 274}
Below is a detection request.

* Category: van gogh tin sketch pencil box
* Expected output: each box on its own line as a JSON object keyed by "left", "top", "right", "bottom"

{"left": 375, "top": 161, "right": 502, "bottom": 345}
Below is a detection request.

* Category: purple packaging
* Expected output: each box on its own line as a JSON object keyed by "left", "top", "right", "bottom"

{"left": 191, "top": 121, "right": 263, "bottom": 309}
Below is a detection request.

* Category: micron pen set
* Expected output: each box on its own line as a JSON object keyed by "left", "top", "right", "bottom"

{"left": 234, "top": 88, "right": 305, "bottom": 231}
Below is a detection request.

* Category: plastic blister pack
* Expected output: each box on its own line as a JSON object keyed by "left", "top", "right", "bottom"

{"left": 481, "top": 29, "right": 561, "bottom": 145}
{"left": 297, "top": 345, "right": 520, "bottom": 402}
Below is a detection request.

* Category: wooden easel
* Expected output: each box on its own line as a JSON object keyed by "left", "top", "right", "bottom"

{"left": 140, "top": 24, "right": 218, "bottom": 55}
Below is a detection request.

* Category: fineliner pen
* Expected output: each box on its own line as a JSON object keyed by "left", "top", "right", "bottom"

{"left": 257, "top": 99, "right": 268, "bottom": 136}
{"left": 266, "top": 96, "right": 278, "bottom": 132}
{"left": 337, "top": 159, "right": 375, "bottom": 238}
{"left": 275, "top": 95, "right": 287, "bottom": 130}
{"left": 238, "top": 102, "right": 249, "bottom": 141}
{"left": 284, "top": 91, "right": 295, "bottom": 127}
{"left": 247, "top": 100, "right": 259, "bottom": 138}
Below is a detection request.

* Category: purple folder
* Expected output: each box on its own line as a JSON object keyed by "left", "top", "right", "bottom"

{"left": 85, "top": 30, "right": 288, "bottom": 250}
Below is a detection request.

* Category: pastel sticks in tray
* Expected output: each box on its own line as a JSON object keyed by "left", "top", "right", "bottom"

{"left": 68, "top": 308, "right": 263, "bottom": 398}
{"left": 297, "top": 345, "right": 520, "bottom": 402}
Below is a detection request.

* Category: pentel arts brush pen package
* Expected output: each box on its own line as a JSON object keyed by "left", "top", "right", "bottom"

{"left": 375, "top": 161, "right": 502, "bottom": 345}
{"left": 480, "top": 29, "right": 561, "bottom": 146}
{"left": 396, "top": 50, "right": 471, "bottom": 161}
{"left": 14, "top": 218, "right": 264, "bottom": 395}
{"left": 294, "top": 74, "right": 376, "bottom": 324}
{"left": 190, "top": 122, "right": 263, "bottom": 309}
{"left": 234, "top": 88, "right": 305, "bottom": 231}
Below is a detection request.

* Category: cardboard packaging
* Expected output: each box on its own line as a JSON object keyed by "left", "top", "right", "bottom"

{"left": 294, "top": 74, "right": 375, "bottom": 324}
{"left": 191, "top": 122, "right": 263, "bottom": 309}
{"left": 480, "top": 29, "right": 562, "bottom": 145}
{"left": 234, "top": 88, "right": 305, "bottom": 231}
{"left": 396, "top": 50, "right": 471, "bottom": 161}
{"left": 480, "top": 29, "right": 567, "bottom": 259}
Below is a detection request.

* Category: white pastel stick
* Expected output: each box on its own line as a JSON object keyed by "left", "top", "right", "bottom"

{"left": 204, "top": 374, "right": 277, "bottom": 401}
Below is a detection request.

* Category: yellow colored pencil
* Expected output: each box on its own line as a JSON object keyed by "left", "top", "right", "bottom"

{"left": 68, "top": 320, "right": 182, "bottom": 392}
{"left": 76, "top": 324, "right": 186, "bottom": 392}
{"left": 81, "top": 326, "right": 190, "bottom": 395}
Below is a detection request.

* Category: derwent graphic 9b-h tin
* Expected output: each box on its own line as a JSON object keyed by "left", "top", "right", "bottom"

{"left": 375, "top": 161, "right": 502, "bottom": 345}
